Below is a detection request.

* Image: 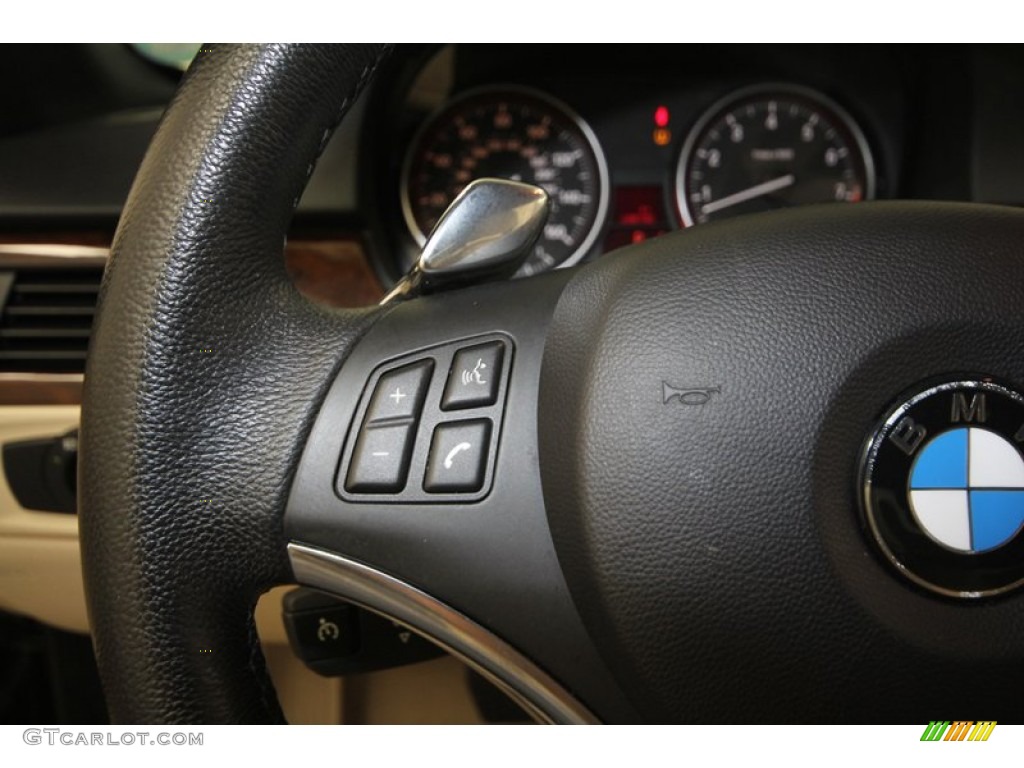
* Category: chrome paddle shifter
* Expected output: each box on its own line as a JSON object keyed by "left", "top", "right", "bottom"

{"left": 382, "top": 178, "right": 550, "bottom": 304}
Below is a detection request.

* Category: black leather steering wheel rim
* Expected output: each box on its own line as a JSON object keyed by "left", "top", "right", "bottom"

{"left": 80, "top": 44, "right": 391, "bottom": 723}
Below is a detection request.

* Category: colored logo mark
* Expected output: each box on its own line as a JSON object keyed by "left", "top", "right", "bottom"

{"left": 909, "top": 427, "right": 1024, "bottom": 553}
{"left": 920, "top": 721, "right": 996, "bottom": 742}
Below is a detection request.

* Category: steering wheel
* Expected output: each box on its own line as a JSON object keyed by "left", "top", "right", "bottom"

{"left": 79, "top": 44, "right": 1024, "bottom": 724}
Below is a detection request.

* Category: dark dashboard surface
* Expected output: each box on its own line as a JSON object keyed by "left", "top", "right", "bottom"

{"left": 0, "top": 44, "right": 1021, "bottom": 285}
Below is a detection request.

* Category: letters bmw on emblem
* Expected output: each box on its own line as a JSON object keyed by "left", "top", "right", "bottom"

{"left": 860, "top": 378, "right": 1024, "bottom": 598}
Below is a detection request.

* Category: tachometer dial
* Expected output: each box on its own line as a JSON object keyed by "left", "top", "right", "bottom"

{"left": 402, "top": 88, "right": 609, "bottom": 277}
{"left": 675, "top": 84, "right": 875, "bottom": 226}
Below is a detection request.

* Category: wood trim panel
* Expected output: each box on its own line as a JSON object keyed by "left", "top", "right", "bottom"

{"left": 0, "top": 234, "right": 384, "bottom": 405}
{"left": 0, "top": 374, "right": 84, "bottom": 405}
{"left": 284, "top": 238, "right": 384, "bottom": 308}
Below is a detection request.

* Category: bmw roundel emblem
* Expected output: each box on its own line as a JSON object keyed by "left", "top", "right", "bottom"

{"left": 861, "top": 378, "right": 1024, "bottom": 598}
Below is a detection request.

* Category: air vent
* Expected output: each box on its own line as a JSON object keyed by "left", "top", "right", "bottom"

{"left": 0, "top": 267, "right": 104, "bottom": 373}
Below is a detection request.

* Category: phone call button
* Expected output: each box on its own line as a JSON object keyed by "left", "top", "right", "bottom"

{"left": 424, "top": 419, "right": 492, "bottom": 493}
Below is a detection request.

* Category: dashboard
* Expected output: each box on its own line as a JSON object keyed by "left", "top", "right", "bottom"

{"left": 0, "top": 44, "right": 1021, "bottom": 288}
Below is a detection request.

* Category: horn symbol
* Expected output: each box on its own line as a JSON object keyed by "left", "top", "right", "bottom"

{"left": 662, "top": 383, "right": 720, "bottom": 406}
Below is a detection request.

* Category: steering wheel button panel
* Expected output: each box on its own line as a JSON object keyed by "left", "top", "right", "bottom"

{"left": 364, "top": 359, "right": 434, "bottom": 423}
{"left": 336, "top": 334, "right": 513, "bottom": 504}
{"left": 442, "top": 342, "right": 504, "bottom": 410}
{"left": 345, "top": 424, "right": 416, "bottom": 493}
{"left": 424, "top": 419, "right": 492, "bottom": 493}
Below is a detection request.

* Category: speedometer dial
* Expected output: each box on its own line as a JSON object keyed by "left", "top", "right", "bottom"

{"left": 675, "top": 84, "right": 875, "bottom": 226}
{"left": 402, "top": 88, "right": 609, "bottom": 277}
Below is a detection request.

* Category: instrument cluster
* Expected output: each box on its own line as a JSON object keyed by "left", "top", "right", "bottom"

{"left": 368, "top": 45, "right": 905, "bottom": 281}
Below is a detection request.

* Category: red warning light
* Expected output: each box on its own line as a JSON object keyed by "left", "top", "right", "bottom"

{"left": 654, "top": 105, "right": 670, "bottom": 128}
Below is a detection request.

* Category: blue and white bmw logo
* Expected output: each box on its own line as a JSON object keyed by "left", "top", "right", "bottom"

{"left": 861, "top": 378, "right": 1024, "bottom": 598}
{"left": 909, "top": 427, "right": 1024, "bottom": 554}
